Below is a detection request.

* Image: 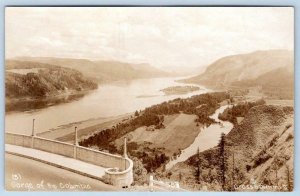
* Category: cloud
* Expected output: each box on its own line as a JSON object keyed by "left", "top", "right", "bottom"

{"left": 5, "top": 7, "right": 294, "bottom": 71}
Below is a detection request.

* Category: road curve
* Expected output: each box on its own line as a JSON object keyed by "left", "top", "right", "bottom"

{"left": 5, "top": 153, "right": 118, "bottom": 191}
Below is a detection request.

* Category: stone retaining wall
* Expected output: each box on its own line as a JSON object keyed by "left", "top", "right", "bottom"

{"left": 5, "top": 132, "right": 133, "bottom": 187}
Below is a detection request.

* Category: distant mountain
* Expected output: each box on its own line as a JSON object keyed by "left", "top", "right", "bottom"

{"left": 12, "top": 57, "right": 170, "bottom": 83}
{"left": 6, "top": 60, "right": 98, "bottom": 98}
{"left": 182, "top": 50, "right": 294, "bottom": 88}
{"left": 231, "top": 65, "right": 293, "bottom": 88}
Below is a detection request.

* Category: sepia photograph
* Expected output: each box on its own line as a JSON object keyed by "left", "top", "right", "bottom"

{"left": 4, "top": 7, "right": 294, "bottom": 192}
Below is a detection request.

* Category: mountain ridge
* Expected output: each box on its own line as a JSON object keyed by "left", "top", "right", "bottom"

{"left": 11, "top": 56, "right": 170, "bottom": 83}
{"left": 181, "top": 49, "right": 293, "bottom": 87}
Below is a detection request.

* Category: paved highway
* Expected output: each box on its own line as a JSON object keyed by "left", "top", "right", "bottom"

{"left": 5, "top": 153, "right": 118, "bottom": 191}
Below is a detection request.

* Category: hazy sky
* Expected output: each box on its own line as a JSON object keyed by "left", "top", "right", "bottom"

{"left": 5, "top": 7, "right": 294, "bottom": 71}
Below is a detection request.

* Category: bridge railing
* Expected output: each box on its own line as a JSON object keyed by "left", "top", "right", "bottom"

{"left": 5, "top": 132, "right": 133, "bottom": 187}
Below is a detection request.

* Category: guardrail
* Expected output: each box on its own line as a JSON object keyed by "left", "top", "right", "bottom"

{"left": 5, "top": 132, "right": 133, "bottom": 187}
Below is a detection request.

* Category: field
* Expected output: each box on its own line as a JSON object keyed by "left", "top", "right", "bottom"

{"left": 114, "top": 113, "right": 201, "bottom": 157}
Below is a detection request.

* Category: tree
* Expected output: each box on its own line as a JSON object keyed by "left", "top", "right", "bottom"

{"left": 195, "top": 148, "right": 202, "bottom": 184}
{"left": 134, "top": 110, "right": 139, "bottom": 117}
{"left": 273, "top": 155, "right": 279, "bottom": 186}
{"left": 218, "top": 132, "right": 227, "bottom": 191}
{"left": 285, "top": 165, "right": 293, "bottom": 191}
{"left": 131, "top": 156, "right": 148, "bottom": 185}
{"left": 179, "top": 172, "right": 182, "bottom": 182}
{"left": 231, "top": 150, "right": 235, "bottom": 191}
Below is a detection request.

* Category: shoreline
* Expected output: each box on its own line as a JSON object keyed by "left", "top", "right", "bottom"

{"left": 5, "top": 88, "right": 97, "bottom": 113}
{"left": 38, "top": 112, "right": 133, "bottom": 143}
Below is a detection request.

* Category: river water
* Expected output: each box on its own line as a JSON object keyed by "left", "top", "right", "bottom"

{"left": 166, "top": 105, "right": 233, "bottom": 170}
{"left": 5, "top": 77, "right": 211, "bottom": 135}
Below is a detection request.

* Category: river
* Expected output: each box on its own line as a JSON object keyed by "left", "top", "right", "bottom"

{"left": 5, "top": 77, "right": 211, "bottom": 135}
{"left": 166, "top": 105, "right": 234, "bottom": 170}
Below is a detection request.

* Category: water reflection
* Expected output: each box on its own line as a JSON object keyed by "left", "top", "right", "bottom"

{"left": 6, "top": 93, "right": 86, "bottom": 113}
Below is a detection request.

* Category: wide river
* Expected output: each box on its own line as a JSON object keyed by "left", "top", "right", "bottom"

{"left": 5, "top": 77, "right": 212, "bottom": 135}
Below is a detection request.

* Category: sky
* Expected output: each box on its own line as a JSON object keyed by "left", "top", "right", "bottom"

{"left": 5, "top": 7, "right": 294, "bottom": 72}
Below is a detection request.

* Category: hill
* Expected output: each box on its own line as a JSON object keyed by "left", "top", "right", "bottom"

{"left": 181, "top": 50, "right": 294, "bottom": 98}
{"left": 169, "top": 104, "right": 294, "bottom": 191}
{"left": 6, "top": 60, "right": 98, "bottom": 98}
{"left": 232, "top": 66, "right": 294, "bottom": 99}
{"left": 12, "top": 57, "right": 170, "bottom": 82}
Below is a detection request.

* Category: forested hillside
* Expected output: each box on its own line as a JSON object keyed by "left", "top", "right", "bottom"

{"left": 6, "top": 60, "right": 97, "bottom": 98}
{"left": 169, "top": 104, "right": 294, "bottom": 191}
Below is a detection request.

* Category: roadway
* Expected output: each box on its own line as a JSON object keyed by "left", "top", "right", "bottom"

{"left": 5, "top": 153, "right": 118, "bottom": 191}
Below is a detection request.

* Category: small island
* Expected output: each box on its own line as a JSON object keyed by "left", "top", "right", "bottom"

{"left": 160, "top": 85, "right": 200, "bottom": 95}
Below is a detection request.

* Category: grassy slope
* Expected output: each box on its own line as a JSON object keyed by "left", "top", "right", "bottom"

{"left": 114, "top": 113, "right": 200, "bottom": 156}
{"left": 181, "top": 50, "right": 294, "bottom": 99}
{"left": 182, "top": 50, "right": 293, "bottom": 86}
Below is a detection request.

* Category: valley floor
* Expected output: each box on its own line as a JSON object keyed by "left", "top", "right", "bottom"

{"left": 34, "top": 92, "right": 294, "bottom": 192}
{"left": 114, "top": 113, "right": 200, "bottom": 157}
